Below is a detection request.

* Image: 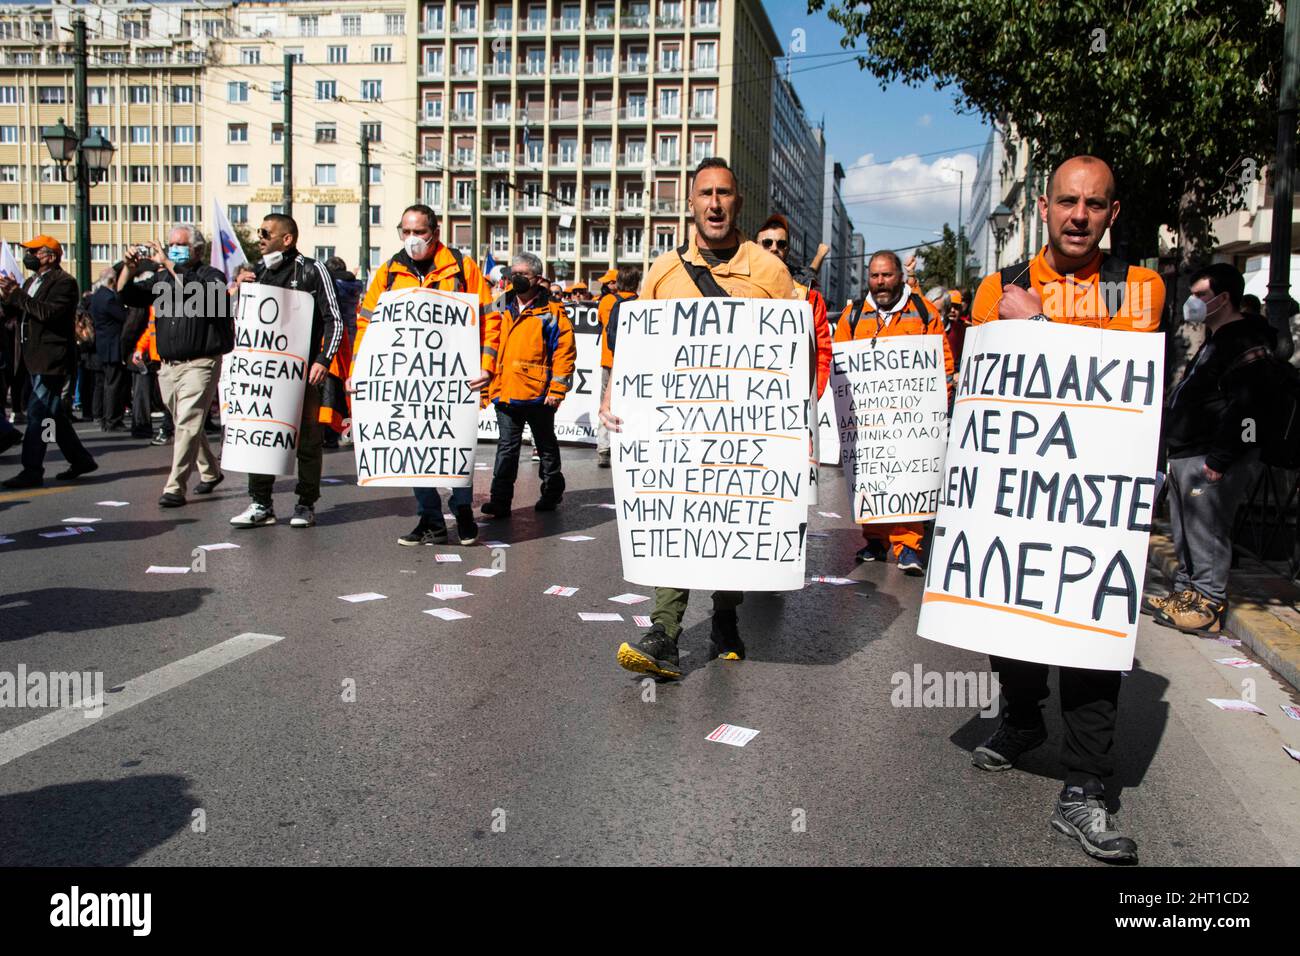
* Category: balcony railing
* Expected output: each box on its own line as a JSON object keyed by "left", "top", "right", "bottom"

{"left": 688, "top": 106, "right": 716, "bottom": 120}
{"left": 621, "top": 59, "right": 649, "bottom": 75}
{"left": 450, "top": 152, "right": 477, "bottom": 169}
{"left": 521, "top": 61, "right": 548, "bottom": 75}
{"left": 484, "top": 62, "right": 512, "bottom": 77}
{"left": 582, "top": 245, "right": 612, "bottom": 258}
{"left": 654, "top": 107, "right": 682, "bottom": 121}
{"left": 582, "top": 199, "right": 613, "bottom": 214}
{"left": 418, "top": 66, "right": 445, "bottom": 80}
{"left": 587, "top": 15, "right": 616, "bottom": 31}
{"left": 693, "top": 14, "right": 720, "bottom": 28}
{"left": 551, "top": 60, "right": 581, "bottom": 77}
{"left": 484, "top": 18, "right": 512, "bottom": 34}
{"left": 449, "top": 109, "right": 476, "bottom": 122}
{"left": 551, "top": 107, "right": 581, "bottom": 121}
{"left": 620, "top": 106, "right": 648, "bottom": 121}
{"left": 656, "top": 62, "right": 684, "bottom": 75}
{"left": 585, "top": 106, "right": 617, "bottom": 122}
{"left": 587, "top": 59, "right": 615, "bottom": 76}
{"left": 618, "top": 152, "right": 648, "bottom": 168}
{"left": 621, "top": 15, "right": 650, "bottom": 29}
{"left": 486, "top": 107, "right": 513, "bottom": 122}
{"left": 518, "top": 19, "right": 546, "bottom": 33}
{"left": 421, "top": 106, "right": 444, "bottom": 122}
{"left": 553, "top": 17, "right": 583, "bottom": 32}
{"left": 691, "top": 63, "right": 718, "bottom": 75}
{"left": 418, "top": 150, "right": 444, "bottom": 167}
{"left": 450, "top": 19, "right": 478, "bottom": 34}
{"left": 656, "top": 15, "right": 686, "bottom": 28}
{"left": 550, "top": 152, "right": 579, "bottom": 167}
{"left": 451, "top": 63, "right": 479, "bottom": 77}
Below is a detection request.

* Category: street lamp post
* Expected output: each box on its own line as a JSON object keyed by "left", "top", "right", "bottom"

{"left": 39, "top": 18, "right": 114, "bottom": 291}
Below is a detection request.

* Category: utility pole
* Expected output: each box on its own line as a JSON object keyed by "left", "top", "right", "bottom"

{"left": 72, "top": 16, "right": 89, "bottom": 291}
{"left": 282, "top": 54, "right": 293, "bottom": 217}
{"left": 1266, "top": 0, "right": 1300, "bottom": 360}
{"left": 956, "top": 169, "right": 964, "bottom": 290}
{"left": 470, "top": 180, "right": 478, "bottom": 261}
{"left": 359, "top": 133, "right": 370, "bottom": 282}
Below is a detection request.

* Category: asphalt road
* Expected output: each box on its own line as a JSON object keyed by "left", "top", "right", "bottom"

{"left": 1, "top": 425, "right": 1299, "bottom": 866}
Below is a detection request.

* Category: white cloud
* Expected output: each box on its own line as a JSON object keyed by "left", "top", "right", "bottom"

{"left": 916, "top": 113, "right": 932, "bottom": 128}
{"left": 839, "top": 150, "right": 980, "bottom": 248}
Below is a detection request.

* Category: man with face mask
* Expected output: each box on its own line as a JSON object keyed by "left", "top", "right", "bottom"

{"left": 0, "top": 236, "right": 97, "bottom": 488}
{"left": 352, "top": 204, "right": 497, "bottom": 546}
{"left": 967, "top": 155, "right": 1165, "bottom": 864}
{"left": 834, "top": 250, "right": 954, "bottom": 573}
{"left": 118, "top": 226, "right": 232, "bottom": 507}
{"left": 228, "top": 214, "right": 342, "bottom": 528}
{"left": 1150, "top": 263, "right": 1275, "bottom": 635}
{"left": 480, "top": 251, "right": 575, "bottom": 517}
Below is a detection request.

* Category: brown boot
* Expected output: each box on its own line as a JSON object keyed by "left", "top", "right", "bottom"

{"left": 1141, "top": 588, "right": 1196, "bottom": 618}
{"left": 1154, "top": 592, "right": 1225, "bottom": 634}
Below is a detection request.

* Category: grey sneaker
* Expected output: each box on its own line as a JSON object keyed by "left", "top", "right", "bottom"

{"left": 290, "top": 502, "right": 316, "bottom": 528}
{"left": 1051, "top": 786, "right": 1138, "bottom": 863}
{"left": 972, "top": 718, "right": 1048, "bottom": 771}
{"left": 230, "top": 502, "right": 276, "bottom": 527}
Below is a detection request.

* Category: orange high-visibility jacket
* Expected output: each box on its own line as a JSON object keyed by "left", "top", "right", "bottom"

{"left": 598, "top": 289, "right": 637, "bottom": 370}
{"left": 489, "top": 296, "right": 576, "bottom": 406}
{"left": 970, "top": 247, "right": 1165, "bottom": 333}
{"left": 352, "top": 244, "right": 499, "bottom": 377}
{"left": 834, "top": 291, "right": 956, "bottom": 397}
{"left": 134, "top": 307, "right": 159, "bottom": 362}
{"left": 795, "top": 281, "right": 832, "bottom": 398}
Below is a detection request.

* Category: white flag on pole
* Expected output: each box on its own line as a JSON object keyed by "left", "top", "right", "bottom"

{"left": 210, "top": 197, "right": 248, "bottom": 281}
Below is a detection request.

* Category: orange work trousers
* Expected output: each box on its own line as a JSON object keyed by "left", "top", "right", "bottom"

{"left": 861, "top": 521, "right": 924, "bottom": 558}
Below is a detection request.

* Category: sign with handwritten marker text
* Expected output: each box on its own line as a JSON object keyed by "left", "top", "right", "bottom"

{"left": 351, "top": 286, "right": 481, "bottom": 487}
{"left": 610, "top": 297, "right": 812, "bottom": 591}
{"left": 219, "top": 283, "right": 313, "bottom": 476}
{"left": 831, "top": 336, "right": 947, "bottom": 524}
{"left": 917, "top": 322, "right": 1163, "bottom": 670}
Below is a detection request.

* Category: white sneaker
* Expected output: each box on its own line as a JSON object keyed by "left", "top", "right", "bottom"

{"left": 230, "top": 502, "right": 276, "bottom": 527}
{"left": 290, "top": 503, "right": 315, "bottom": 527}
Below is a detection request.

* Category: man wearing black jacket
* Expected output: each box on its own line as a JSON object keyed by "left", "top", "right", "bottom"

{"left": 1151, "top": 263, "right": 1275, "bottom": 634}
{"left": 0, "top": 236, "right": 97, "bottom": 488}
{"left": 229, "top": 213, "right": 342, "bottom": 528}
{"left": 120, "top": 226, "right": 233, "bottom": 507}
{"left": 90, "top": 265, "right": 130, "bottom": 431}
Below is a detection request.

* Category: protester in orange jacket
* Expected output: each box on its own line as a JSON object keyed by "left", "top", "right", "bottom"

{"left": 595, "top": 264, "right": 641, "bottom": 467}
{"left": 481, "top": 251, "right": 576, "bottom": 518}
{"left": 755, "top": 214, "right": 832, "bottom": 398}
{"left": 352, "top": 203, "right": 497, "bottom": 548}
{"left": 834, "top": 249, "right": 955, "bottom": 574}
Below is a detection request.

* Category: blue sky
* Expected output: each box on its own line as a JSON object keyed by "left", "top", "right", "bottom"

{"left": 761, "top": 1, "right": 991, "bottom": 256}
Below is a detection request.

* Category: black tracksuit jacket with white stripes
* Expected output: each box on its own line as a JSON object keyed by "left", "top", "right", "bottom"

{"left": 254, "top": 252, "right": 343, "bottom": 370}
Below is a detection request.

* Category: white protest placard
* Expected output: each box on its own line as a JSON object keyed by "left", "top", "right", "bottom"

{"left": 610, "top": 297, "right": 812, "bottom": 592}
{"left": 219, "top": 283, "right": 313, "bottom": 476}
{"left": 831, "top": 336, "right": 948, "bottom": 524}
{"left": 477, "top": 301, "right": 602, "bottom": 445}
{"left": 350, "top": 286, "right": 481, "bottom": 487}
{"left": 816, "top": 388, "right": 840, "bottom": 465}
{"left": 917, "top": 322, "right": 1164, "bottom": 671}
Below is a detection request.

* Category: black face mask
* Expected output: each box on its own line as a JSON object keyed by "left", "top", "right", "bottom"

{"left": 22, "top": 252, "right": 41, "bottom": 271}
{"left": 510, "top": 274, "right": 532, "bottom": 297}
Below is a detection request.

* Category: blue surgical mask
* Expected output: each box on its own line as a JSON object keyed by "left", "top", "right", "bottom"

{"left": 167, "top": 245, "right": 191, "bottom": 265}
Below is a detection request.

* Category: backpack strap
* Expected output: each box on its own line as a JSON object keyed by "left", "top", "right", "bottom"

{"left": 908, "top": 292, "right": 938, "bottom": 333}
{"left": 446, "top": 245, "right": 468, "bottom": 293}
{"left": 846, "top": 297, "right": 868, "bottom": 337}
{"left": 676, "top": 243, "right": 730, "bottom": 298}
{"left": 999, "top": 260, "right": 1033, "bottom": 292}
{"left": 1097, "top": 254, "right": 1131, "bottom": 319}
{"left": 384, "top": 257, "right": 400, "bottom": 292}
{"left": 603, "top": 292, "right": 638, "bottom": 356}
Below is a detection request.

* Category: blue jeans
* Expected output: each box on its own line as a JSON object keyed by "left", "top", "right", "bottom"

{"left": 414, "top": 484, "right": 472, "bottom": 523}
{"left": 22, "top": 374, "right": 94, "bottom": 476}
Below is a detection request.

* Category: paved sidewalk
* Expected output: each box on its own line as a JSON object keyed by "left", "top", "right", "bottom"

{"left": 1149, "top": 531, "right": 1300, "bottom": 693}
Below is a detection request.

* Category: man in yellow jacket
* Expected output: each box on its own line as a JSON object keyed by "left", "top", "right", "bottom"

{"left": 600, "top": 157, "right": 794, "bottom": 680}
{"left": 353, "top": 204, "right": 497, "bottom": 547}
{"left": 480, "top": 251, "right": 576, "bottom": 517}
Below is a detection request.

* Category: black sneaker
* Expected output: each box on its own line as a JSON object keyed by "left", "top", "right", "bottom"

{"left": 1051, "top": 786, "right": 1139, "bottom": 863}
{"left": 158, "top": 492, "right": 186, "bottom": 508}
{"left": 708, "top": 609, "right": 745, "bottom": 661}
{"left": 972, "top": 718, "right": 1048, "bottom": 771}
{"left": 193, "top": 473, "right": 225, "bottom": 495}
{"left": 454, "top": 506, "right": 478, "bottom": 545}
{"left": 856, "top": 541, "right": 888, "bottom": 563}
{"left": 596, "top": 450, "right": 611, "bottom": 469}
{"left": 56, "top": 461, "right": 98, "bottom": 480}
{"left": 1, "top": 470, "right": 42, "bottom": 489}
{"left": 480, "top": 500, "right": 511, "bottom": 518}
{"left": 398, "top": 518, "right": 448, "bottom": 547}
{"left": 616, "top": 624, "right": 683, "bottom": 680}
{"left": 151, "top": 431, "right": 170, "bottom": 446}
{"left": 534, "top": 495, "right": 561, "bottom": 512}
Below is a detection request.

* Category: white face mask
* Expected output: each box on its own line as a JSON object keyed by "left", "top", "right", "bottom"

{"left": 404, "top": 234, "right": 431, "bottom": 260}
{"left": 262, "top": 249, "right": 284, "bottom": 270}
{"left": 1183, "top": 295, "right": 1207, "bottom": 325}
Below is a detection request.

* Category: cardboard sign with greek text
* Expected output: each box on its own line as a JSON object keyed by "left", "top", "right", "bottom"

{"left": 610, "top": 297, "right": 812, "bottom": 591}
{"left": 831, "top": 335, "right": 948, "bottom": 523}
{"left": 219, "top": 283, "right": 313, "bottom": 476}
{"left": 917, "top": 321, "right": 1164, "bottom": 670}
{"left": 351, "top": 286, "right": 481, "bottom": 487}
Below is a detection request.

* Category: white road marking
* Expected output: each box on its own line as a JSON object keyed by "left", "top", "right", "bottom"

{"left": 0, "top": 632, "right": 283, "bottom": 768}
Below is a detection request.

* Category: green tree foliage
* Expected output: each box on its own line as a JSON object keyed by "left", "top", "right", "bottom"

{"left": 232, "top": 222, "right": 261, "bottom": 267}
{"left": 916, "top": 223, "right": 959, "bottom": 288}
{"left": 809, "top": 0, "right": 1284, "bottom": 260}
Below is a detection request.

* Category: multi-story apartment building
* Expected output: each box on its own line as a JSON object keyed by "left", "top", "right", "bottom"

{"left": 769, "top": 70, "right": 823, "bottom": 268}
{"left": 846, "top": 230, "right": 864, "bottom": 302}
{"left": 414, "top": 0, "right": 782, "bottom": 284}
{"left": 0, "top": 0, "right": 212, "bottom": 272}
{"left": 201, "top": 1, "right": 416, "bottom": 273}
{"left": 820, "top": 155, "right": 851, "bottom": 310}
